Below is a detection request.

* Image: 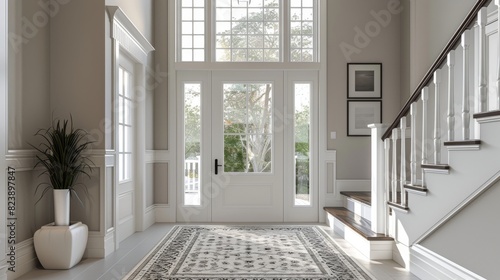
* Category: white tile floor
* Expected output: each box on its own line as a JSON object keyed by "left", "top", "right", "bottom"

{"left": 17, "top": 223, "right": 419, "bottom": 280}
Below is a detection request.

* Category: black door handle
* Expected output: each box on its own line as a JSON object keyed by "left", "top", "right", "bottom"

{"left": 215, "top": 159, "right": 222, "bottom": 175}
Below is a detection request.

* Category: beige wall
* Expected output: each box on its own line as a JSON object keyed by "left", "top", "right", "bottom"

{"left": 327, "top": 0, "right": 402, "bottom": 179}
{"left": 50, "top": 0, "right": 106, "bottom": 147}
{"left": 8, "top": 0, "right": 51, "bottom": 150}
{"left": 153, "top": 0, "right": 168, "bottom": 150}
{"left": 405, "top": 0, "right": 476, "bottom": 98}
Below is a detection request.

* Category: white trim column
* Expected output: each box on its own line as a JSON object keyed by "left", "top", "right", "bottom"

{"left": 107, "top": 6, "right": 154, "bottom": 249}
{"left": 369, "top": 124, "right": 388, "bottom": 233}
{"left": 0, "top": 0, "right": 8, "bottom": 278}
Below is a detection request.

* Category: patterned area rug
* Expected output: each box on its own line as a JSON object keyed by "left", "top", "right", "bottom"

{"left": 124, "top": 226, "right": 372, "bottom": 280}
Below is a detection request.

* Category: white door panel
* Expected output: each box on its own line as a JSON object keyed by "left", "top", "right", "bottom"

{"left": 211, "top": 71, "right": 284, "bottom": 222}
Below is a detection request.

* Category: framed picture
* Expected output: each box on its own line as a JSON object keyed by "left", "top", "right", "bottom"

{"left": 347, "top": 63, "right": 382, "bottom": 99}
{"left": 347, "top": 100, "right": 382, "bottom": 136}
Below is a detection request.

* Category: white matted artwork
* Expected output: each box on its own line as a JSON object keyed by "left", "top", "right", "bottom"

{"left": 347, "top": 63, "right": 382, "bottom": 98}
{"left": 347, "top": 100, "right": 382, "bottom": 136}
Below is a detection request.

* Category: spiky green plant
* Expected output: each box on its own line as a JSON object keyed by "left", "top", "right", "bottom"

{"left": 31, "top": 118, "right": 95, "bottom": 205}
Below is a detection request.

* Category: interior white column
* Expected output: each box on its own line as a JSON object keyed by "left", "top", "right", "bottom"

{"left": 0, "top": 0, "right": 8, "bottom": 278}
{"left": 369, "top": 124, "right": 388, "bottom": 234}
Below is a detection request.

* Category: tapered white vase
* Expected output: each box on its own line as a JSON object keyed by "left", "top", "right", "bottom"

{"left": 53, "top": 189, "right": 70, "bottom": 226}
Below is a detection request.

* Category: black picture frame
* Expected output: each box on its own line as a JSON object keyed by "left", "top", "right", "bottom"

{"left": 347, "top": 100, "right": 382, "bottom": 136}
{"left": 347, "top": 63, "right": 382, "bottom": 99}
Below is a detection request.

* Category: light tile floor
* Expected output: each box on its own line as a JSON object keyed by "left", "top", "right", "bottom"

{"left": 17, "top": 223, "right": 419, "bottom": 280}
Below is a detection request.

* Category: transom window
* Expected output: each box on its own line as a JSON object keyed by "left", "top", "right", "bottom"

{"left": 178, "top": 0, "right": 318, "bottom": 63}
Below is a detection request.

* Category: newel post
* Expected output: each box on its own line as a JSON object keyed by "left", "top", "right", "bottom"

{"left": 369, "top": 123, "right": 388, "bottom": 234}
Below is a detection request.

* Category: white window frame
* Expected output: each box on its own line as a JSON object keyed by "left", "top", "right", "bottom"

{"left": 175, "top": 0, "right": 320, "bottom": 66}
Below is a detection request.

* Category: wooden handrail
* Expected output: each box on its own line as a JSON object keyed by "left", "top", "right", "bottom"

{"left": 382, "top": 0, "right": 492, "bottom": 140}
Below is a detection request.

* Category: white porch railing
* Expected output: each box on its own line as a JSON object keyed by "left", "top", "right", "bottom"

{"left": 184, "top": 158, "right": 200, "bottom": 192}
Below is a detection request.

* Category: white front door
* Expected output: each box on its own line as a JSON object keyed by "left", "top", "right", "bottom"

{"left": 177, "top": 70, "right": 318, "bottom": 223}
{"left": 211, "top": 71, "right": 284, "bottom": 222}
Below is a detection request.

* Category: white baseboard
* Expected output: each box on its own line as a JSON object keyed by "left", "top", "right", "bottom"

{"left": 86, "top": 230, "right": 115, "bottom": 258}
{"left": 411, "top": 245, "right": 486, "bottom": 280}
{"left": 144, "top": 206, "right": 156, "bottom": 229}
{"left": 0, "top": 265, "right": 7, "bottom": 280}
{"left": 6, "top": 239, "right": 37, "bottom": 280}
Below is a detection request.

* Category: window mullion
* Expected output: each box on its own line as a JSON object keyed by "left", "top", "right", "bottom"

{"left": 207, "top": 0, "right": 213, "bottom": 62}
{"left": 282, "top": 0, "right": 290, "bottom": 63}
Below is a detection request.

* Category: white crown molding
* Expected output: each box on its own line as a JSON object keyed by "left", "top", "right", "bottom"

{"left": 106, "top": 6, "right": 154, "bottom": 63}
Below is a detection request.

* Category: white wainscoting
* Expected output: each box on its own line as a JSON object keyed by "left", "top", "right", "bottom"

{"left": 6, "top": 239, "right": 36, "bottom": 280}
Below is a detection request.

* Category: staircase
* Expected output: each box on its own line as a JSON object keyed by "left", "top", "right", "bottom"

{"left": 324, "top": 191, "right": 394, "bottom": 260}
{"left": 326, "top": 0, "right": 500, "bottom": 278}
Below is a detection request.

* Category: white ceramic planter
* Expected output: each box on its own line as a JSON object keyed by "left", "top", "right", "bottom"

{"left": 33, "top": 222, "right": 88, "bottom": 269}
{"left": 53, "top": 189, "right": 70, "bottom": 226}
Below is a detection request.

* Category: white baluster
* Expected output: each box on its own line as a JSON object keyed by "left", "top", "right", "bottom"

{"left": 421, "top": 87, "right": 429, "bottom": 187}
{"left": 462, "top": 30, "right": 471, "bottom": 140}
{"left": 410, "top": 103, "right": 417, "bottom": 185}
{"left": 391, "top": 128, "right": 398, "bottom": 203}
{"left": 434, "top": 70, "right": 442, "bottom": 164}
{"left": 447, "top": 51, "right": 455, "bottom": 141}
{"left": 400, "top": 117, "right": 407, "bottom": 206}
{"left": 384, "top": 138, "right": 390, "bottom": 235}
{"left": 497, "top": 0, "right": 500, "bottom": 110}
{"left": 421, "top": 87, "right": 429, "bottom": 166}
{"left": 478, "top": 8, "right": 488, "bottom": 113}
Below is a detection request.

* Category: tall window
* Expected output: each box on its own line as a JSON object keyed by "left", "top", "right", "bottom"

{"left": 178, "top": 0, "right": 318, "bottom": 63}
{"left": 184, "top": 83, "right": 202, "bottom": 205}
{"left": 118, "top": 67, "right": 133, "bottom": 182}
{"left": 180, "top": 0, "right": 206, "bottom": 61}
{"left": 294, "top": 83, "right": 311, "bottom": 205}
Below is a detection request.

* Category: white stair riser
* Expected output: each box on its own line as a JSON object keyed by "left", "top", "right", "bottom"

{"left": 345, "top": 197, "right": 371, "bottom": 222}
{"left": 326, "top": 213, "right": 393, "bottom": 260}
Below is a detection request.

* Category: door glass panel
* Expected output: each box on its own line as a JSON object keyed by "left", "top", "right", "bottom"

{"left": 294, "top": 83, "right": 311, "bottom": 205}
{"left": 184, "top": 83, "right": 202, "bottom": 205}
{"left": 223, "top": 82, "right": 273, "bottom": 173}
{"left": 118, "top": 67, "right": 133, "bottom": 182}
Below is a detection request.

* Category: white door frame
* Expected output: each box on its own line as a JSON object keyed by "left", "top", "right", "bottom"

{"left": 176, "top": 70, "right": 320, "bottom": 222}
{"left": 283, "top": 71, "right": 319, "bottom": 222}
{"left": 107, "top": 6, "right": 154, "bottom": 249}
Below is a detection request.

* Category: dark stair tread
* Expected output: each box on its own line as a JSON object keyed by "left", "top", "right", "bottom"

{"left": 474, "top": 110, "right": 500, "bottom": 119}
{"left": 387, "top": 201, "right": 409, "bottom": 212}
{"left": 404, "top": 184, "right": 428, "bottom": 193}
{"left": 339, "top": 191, "right": 371, "bottom": 206}
{"left": 324, "top": 207, "right": 393, "bottom": 241}
{"left": 444, "top": 140, "right": 481, "bottom": 146}
{"left": 421, "top": 164, "right": 450, "bottom": 170}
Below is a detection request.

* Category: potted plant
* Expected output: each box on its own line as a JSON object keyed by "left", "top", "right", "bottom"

{"left": 31, "top": 117, "right": 95, "bottom": 269}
